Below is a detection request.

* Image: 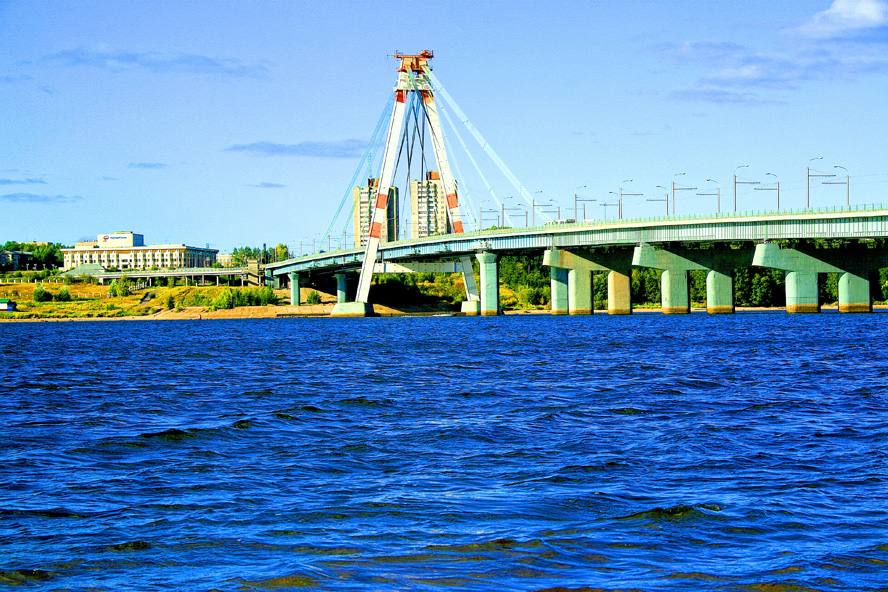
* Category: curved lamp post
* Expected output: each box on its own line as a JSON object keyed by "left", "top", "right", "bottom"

{"left": 671, "top": 173, "right": 697, "bottom": 215}
{"left": 574, "top": 185, "right": 597, "bottom": 221}
{"left": 754, "top": 172, "right": 779, "bottom": 210}
{"left": 697, "top": 178, "right": 720, "bottom": 213}
{"left": 807, "top": 156, "right": 835, "bottom": 209}
{"left": 823, "top": 165, "right": 849, "bottom": 205}
{"left": 733, "top": 165, "right": 758, "bottom": 212}
{"left": 648, "top": 185, "right": 668, "bottom": 216}
{"left": 619, "top": 179, "right": 642, "bottom": 219}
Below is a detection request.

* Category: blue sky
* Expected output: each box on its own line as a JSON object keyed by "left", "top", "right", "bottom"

{"left": 2, "top": 0, "right": 887, "bottom": 252}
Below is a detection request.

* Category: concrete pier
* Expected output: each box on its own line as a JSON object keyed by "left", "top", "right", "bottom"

{"left": 550, "top": 267, "right": 569, "bottom": 315}
{"left": 568, "top": 269, "right": 593, "bottom": 315}
{"left": 839, "top": 271, "right": 872, "bottom": 313}
{"left": 543, "top": 248, "right": 634, "bottom": 315}
{"left": 633, "top": 243, "right": 755, "bottom": 314}
{"left": 607, "top": 269, "right": 632, "bottom": 315}
{"left": 785, "top": 271, "right": 820, "bottom": 313}
{"left": 289, "top": 272, "right": 300, "bottom": 306}
{"left": 476, "top": 252, "right": 500, "bottom": 316}
{"left": 753, "top": 243, "right": 876, "bottom": 314}
{"left": 330, "top": 302, "right": 374, "bottom": 317}
{"left": 706, "top": 269, "right": 735, "bottom": 314}
{"left": 334, "top": 272, "right": 348, "bottom": 304}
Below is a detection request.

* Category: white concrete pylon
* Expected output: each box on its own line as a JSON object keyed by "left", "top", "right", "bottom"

{"left": 355, "top": 51, "right": 477, "bottom": 304}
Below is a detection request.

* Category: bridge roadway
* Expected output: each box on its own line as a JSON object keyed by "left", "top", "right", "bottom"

{"left": 88, "top": 267, "right": 252, "bottom": 285}
{"left": 265, "top": 204, "right": 888, "bottom": 316}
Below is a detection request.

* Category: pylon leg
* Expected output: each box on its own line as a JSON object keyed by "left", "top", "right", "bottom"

{"left": 355, "top": 89, "right": 409, "bottom": 303}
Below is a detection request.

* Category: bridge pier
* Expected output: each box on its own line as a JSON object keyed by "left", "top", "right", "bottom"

{"left": 706, "top": 268, "right": 735, "bottom": 314}
{"left": 753, "top": 243, "right": 876, "bottom": 313}
{"left": 334, "top": 273, "right": 348, "bottom": 304}
{"left": 633, "top": 243, "right": 754, "bottom": 314}
{"left": 476, "top": 252, "right": 500, "bottom": 316}
{"left": 543, "top": 248, "right": 634, "bottom": 315}
{"left": 839, "top": 271, "right": 872, "bottom": 313}
{"left": 568, "top": 269, "right": 593, "bottom": 315}
{"left": 289, "top": 272, "right": 300, "bottom": 305}
{"left": 550, "top": 267, "right": 569, "bottom": 315}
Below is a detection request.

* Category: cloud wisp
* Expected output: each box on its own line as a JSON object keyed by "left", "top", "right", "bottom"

{"left": 128, "top": 162, "right": 168, "bottom": 169}
{"left": 226, "top": 139, "right": 366, "bottom": 158}
{"left": 655, "top": 4, "right": 888, "bottom": 106}
{"left": 43, "top": 48, "right": 270, "bottom": 78}
{"left": 249, "top": 182, "right": 286, "bottom": 188}
{"left": 1, "top": 193, "right": 82, "bottom": 203}
{"left": 0, "top": 178, "right": 47, "bottom": 185}
{"left": 799, "top": 0, "right": 888, "bottom": 38}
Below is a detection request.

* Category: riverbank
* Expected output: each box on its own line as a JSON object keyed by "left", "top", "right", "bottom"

{"left": 4, "top": 303, "right": 877, "bottom": 322}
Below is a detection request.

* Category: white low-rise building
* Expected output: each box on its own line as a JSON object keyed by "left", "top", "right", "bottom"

{"left": 62, "top": 231, "right": 217, "bottom": 271}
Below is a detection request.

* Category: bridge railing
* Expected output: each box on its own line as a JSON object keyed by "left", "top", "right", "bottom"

{"left": 275, "top": 202, "right": 888, "bottom": 266}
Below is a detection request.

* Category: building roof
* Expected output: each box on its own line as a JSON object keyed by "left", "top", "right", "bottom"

{"left": 60, "top": 263, "right": 107, "bottom": 277}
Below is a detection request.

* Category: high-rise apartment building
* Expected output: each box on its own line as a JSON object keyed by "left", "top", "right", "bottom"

{"left": 410, "top": 171, "right": 450, "bottom": 239}
{"left": 353, "top": 178, "right": 399, "bottom": 247}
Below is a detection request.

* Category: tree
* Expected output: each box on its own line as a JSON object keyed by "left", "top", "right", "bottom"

{"left": 32, "top": 283, "right": 51, "bottom": 302}
{"left": 276, "top": 243, "right": 290, "bottom": 261}
{"left": 306, "top": 290, "right": 321, "bottom": 304}
{"left": 56, "top": 285, "right": 72, "bottom": 302}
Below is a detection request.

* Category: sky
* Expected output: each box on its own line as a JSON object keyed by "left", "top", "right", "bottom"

{"left": 1, "top": 0, "right": 887, "bottom": 253}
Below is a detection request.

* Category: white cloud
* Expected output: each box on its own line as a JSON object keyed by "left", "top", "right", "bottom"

{"left": 800, "top": 0, "right": 888, "bottom": 37}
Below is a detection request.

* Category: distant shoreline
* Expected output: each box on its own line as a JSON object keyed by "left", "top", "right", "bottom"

{"left": 4, "top": 304, "right": 882, "bottom": 322}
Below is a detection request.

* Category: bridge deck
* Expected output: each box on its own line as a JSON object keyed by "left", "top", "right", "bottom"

{"left": 266, "top": 204, "right": 888, "bottom": 277}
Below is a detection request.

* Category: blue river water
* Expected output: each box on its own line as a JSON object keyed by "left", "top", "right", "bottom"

{"left": 2, "top": 314, "right": 887, "bottom": 591}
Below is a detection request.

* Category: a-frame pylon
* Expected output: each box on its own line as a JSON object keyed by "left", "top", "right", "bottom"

{"left": 354, "top": 51, "right": 480, "bottom": 305}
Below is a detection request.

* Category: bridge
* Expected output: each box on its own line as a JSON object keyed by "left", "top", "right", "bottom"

{"left": 266, "top": 203, "right": 888, "bottom": 316}
{"left": 265, "top": 51, "right": 887, "bottom": 316}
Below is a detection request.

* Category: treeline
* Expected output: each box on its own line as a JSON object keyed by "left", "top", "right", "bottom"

{"left": 178, "top": 286, "right": 278, "bottom": 309}
{"left": 1, "top": 241, "right": 68, "bottom": 269}
{"left": 371, "top": 253, "right": 888, "bottom": 309}
{"left": 230, "top": 244, "right": 291, "bottom": 266}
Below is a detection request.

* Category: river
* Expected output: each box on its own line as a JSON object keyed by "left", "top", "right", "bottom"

{"left": 2, "top": 314, "right": 886, "bottom": 590}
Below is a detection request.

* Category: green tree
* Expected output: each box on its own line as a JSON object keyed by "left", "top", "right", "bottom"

{"left": 276, "top": 243, "right": 290, "bottom": 261}
{"left": 306, "top": 290, "right": 321, "bottom": 304}
{"left": 32, "top": 283, "right": 51, "bottom": 302}
{"left": 56, "top": 285, "right": 72, "bottom": 302}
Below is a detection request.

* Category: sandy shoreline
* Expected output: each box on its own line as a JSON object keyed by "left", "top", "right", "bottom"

{"left": 4, "top": 303, "right": 880, "bottom": 322}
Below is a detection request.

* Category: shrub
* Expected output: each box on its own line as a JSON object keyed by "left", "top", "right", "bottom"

{"left": 257, "top": 285, "right": 276, "bottom": 306}
{"left": 108, "top": 280, "right": 118, "bottom": 297}
{"left": 212, "top": 289, "right": 234, "bottom": 310}
{"left": 306, "top": 290, "right": 321, "bottom": 305}
{"left": 166, "top": 294, "right": 175, "bottom": 309}
{"left": 56, "top": 285, "right": 72, "bottom": 302}
{"left": 32, "top": 283, "right": 51, "bottom": 302}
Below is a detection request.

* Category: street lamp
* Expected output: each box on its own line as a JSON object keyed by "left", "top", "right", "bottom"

{"left": 672, "top": 173, "right": 697, "bottom": 216}
{"left": 503, "top": 202, "right": 528, "bottom": 227}
{"left": 807, "top": 156, "right": 835, "bottom": 209}
{"left": 480, "top": 199, "right": 498, "bottom": 229}
{"left": 603, "top": 192, "right": 621, "bottom": 220}
{"left": 823, "top": 165, "right": 849, "bottom": 205}
{"left": 574, "top": 185, "right": 597, "bottom": 221}
{"left": 754, "top": 172, "right": 779, "bottom": 209}
{"left": 501, "top": 195, "right": 514, "bottom": 227}
{"left": 733, "top": 165, "right": 759, "bottom": 212}
{"left": 648, "top": 186, "right": 668, "bottom": 216}
{"left": 533, "top": 198, "right": 559, "bottom": 225}
{"left": 619, "top": 179, "right": 642, "bottom": 220}
{"left": 697, "top": 179, "right": 720, "bottom": 213}
{"left": 531, "top": 190, "right": 543, "bottom": 226}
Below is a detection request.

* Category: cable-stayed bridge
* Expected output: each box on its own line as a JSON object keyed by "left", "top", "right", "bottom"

{"left": 268, "top": 52, "right": 888, "bottom": 316}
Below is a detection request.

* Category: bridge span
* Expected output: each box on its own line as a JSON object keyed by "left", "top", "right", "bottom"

{"left": 266, "top": 204, "right": 888, "bottom": 316}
